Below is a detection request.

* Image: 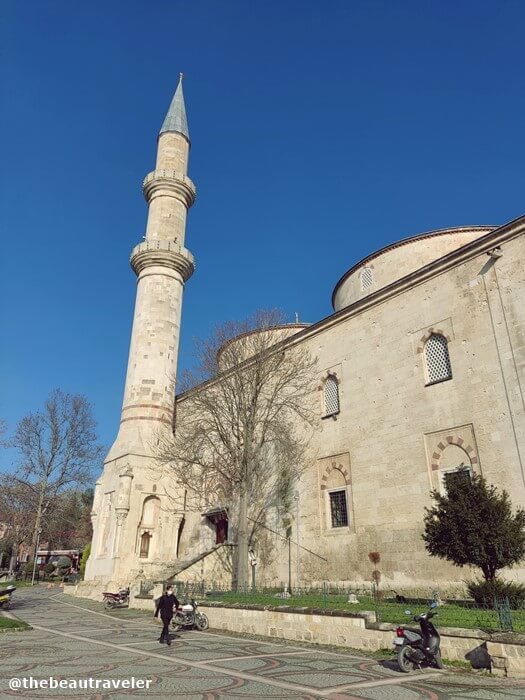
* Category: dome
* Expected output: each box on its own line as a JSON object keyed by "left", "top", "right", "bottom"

{"left": 332, "top": 226, "right": 496, "bottom": 312}
{"left": 217, "top": 324, "right": 310, "bottom": 371}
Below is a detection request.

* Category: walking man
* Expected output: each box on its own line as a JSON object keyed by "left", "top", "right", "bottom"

{"left": 154, "top": 584, "right": 179, "bottom": 645}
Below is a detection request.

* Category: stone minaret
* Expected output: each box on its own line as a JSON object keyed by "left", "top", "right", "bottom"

{"left": 85, "top": 76, "right": 195, "bottom": 585}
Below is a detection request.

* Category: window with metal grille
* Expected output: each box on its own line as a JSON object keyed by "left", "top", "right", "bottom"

{"left": 361, "top": 267, "right": 373, "bottom": 290}
{"left": 323, "top": 375, "right": 340, "bottom": 416}
{"left": 425, "top": 334, "right": 452, "bottom": 384}
{"left": 441, "top": 466, "right": 472, "bottom": 494}
{"left": 329, "top": 490, "right": 349, "bottom": 528}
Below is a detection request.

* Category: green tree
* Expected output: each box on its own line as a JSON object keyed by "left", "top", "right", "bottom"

{"left": 423, "top": 473, "right": 525, "bottom": 581}
{"left": 79, "top": 541, "right": 91, "bottom": 577}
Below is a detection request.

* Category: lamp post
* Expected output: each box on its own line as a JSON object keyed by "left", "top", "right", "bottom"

{"left": 293, "top": 490, "right": 300, "bottom": 593}
{"left": 248, "top": 548, "right": 257, "bottom": 592}
{"left": 286, "top": 526, "right": 292, "bottom": 594}
{"left": 31, "top": 528, "right": 42, "bottom": 586}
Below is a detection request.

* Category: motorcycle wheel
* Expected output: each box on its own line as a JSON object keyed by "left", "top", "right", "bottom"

{"left": 171, "top": 621, "right": 182, "bottom": 632}
{"left": 195, "top": 613, "right": 209, "bottom": 631}
{"left": 433, "top": 650, "right": 444, "bottom": 669}
{"left": 103, "top": 599, "right": 115, "bottom": 610}
{"left": 397, "top": 645, "right": 415, "bottom": 673}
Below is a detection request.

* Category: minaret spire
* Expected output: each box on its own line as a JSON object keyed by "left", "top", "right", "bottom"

{"left": 160, "top": 73, "right": 190, "bottom": 141}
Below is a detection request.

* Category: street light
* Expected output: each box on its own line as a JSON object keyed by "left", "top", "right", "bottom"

{"left": 285, "top": 526, "right": 292, "bottom": 593}
{"left": 293, "top": 490, "right": 300, "bottom": 593}
{"left": 248, "top": 548, "right": 257, "bottom": 591}
{"left": 31, "top": 528, "right": 42, "bottom": 586}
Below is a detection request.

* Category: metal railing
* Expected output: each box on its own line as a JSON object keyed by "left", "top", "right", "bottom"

{"left": 174, "top": 580, "right": 525, "bottom": 634}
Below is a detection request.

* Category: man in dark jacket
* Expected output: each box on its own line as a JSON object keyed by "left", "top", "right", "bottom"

{"left": 154, "top": 585, "right": 179, "bottom": 645}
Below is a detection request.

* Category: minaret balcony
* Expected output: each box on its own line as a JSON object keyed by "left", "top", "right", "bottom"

{"left": 142, "top": 170, "right": 196, "bottom": 207}
{"left": 130, "top": 239, "right": 195, "bottom": 281}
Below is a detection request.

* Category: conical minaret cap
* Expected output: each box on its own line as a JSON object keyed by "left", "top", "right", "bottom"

{"left": 159, "top": 73, "right": 189, "bottom": 141}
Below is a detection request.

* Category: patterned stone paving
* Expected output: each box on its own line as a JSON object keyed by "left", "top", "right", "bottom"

{"left": 0, "top": 587, "right": 524, "bottom": 698}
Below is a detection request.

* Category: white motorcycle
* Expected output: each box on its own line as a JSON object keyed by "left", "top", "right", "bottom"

{"left": 171, "top": 598, "right": 209, "bottom": 631}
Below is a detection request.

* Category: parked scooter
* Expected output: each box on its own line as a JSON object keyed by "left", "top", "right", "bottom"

{"left": 171, "top": 599, "right": 209, "bottom": 631}
{"left": 102, "top": 587, "right": 130, "bottom": 610}
{"left": 0, "top": 585, "right": 16, "bottom": 610}
{"left": 393, "top": 602, "right": 443, "bottom": 672}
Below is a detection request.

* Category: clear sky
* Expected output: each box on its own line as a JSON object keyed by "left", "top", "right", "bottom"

{"left": 1, "top": 1, "right": 524, "bottom": 465}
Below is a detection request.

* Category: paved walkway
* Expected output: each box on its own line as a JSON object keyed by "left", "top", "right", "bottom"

{"left": 1, "top": 587, "right": 525, "bottom": 698}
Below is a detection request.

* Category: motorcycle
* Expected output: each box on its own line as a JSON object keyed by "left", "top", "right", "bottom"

{"left": 393, "top": 602, "right": 443, "bottom": 672}
{"left": 0, "top": 585, "right": 16, "bottom": 610}
{"left": 102, "top": 586, "right": 130, "bottom": 610}
{"left": 171, "top": 598, "right": 209, "bottom": 631}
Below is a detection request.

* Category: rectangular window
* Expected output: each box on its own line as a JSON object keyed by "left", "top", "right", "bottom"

{"left": 329, "top": 489, "right": 348, "bottom": 528}
{"left": 441, "top": 467, "right": 472, "bottom": 494}
{"left": 323, "top": 376, "right": 340, "bottom": 417}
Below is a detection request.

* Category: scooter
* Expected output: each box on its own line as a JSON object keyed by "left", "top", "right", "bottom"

{"left": 393, "top": 602, "right": 443, "bottom": 672}
{"left": 171, "top": 599, "right": 209, "bottom": 631}
{"left": 0, "top": 585, "right": 16, "bottom": 610}
{"left": 102, "top": 587, "right": 130, "bottom": 610}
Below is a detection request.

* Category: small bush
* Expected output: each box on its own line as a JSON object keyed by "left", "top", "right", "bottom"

{"left": 56, "top": 556, "right": 72, "bottom": 573}
{"left": 23, "top": 561, "right": 35, "bottom": 575}
{"left": 467, "top": 579, "right": 525, "bottom": 609}
{"left": 44, "top": 562, "right": 55, "bottom": 575}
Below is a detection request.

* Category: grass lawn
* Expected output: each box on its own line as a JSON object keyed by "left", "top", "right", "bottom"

{"left": 205, "top": 592, "right": 525, "bottom": 634}
{"left": 0, "top": 616, "right": 30, "bottom": 631}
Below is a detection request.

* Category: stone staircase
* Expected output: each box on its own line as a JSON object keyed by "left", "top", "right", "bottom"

{"left": 153, "top": 542, "right": 233, "bottom": 583}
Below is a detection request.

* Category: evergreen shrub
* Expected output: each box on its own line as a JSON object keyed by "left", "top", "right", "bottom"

{"left": 467, "top": 579, "right": 525, "bottom": 609}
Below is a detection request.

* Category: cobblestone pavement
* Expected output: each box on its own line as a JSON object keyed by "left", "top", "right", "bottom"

{"left": 1, "top": 587, "right": 525, "bottom": 699}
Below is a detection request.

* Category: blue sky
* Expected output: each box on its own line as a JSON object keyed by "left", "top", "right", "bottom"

{"left": 1, "top": 1, "right": 524, "bottom": 463}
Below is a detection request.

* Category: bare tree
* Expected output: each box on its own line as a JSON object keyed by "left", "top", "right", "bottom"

{"left": 156, "top": 310, "right": 317, "bottom": 589}
{"left": 8, "top": 389, "right": 103, "bottom": 559}
{"left": 43, "top": 488, "right": 94, "bottom": 550}
{"left": 0, "top": 478, "right": 36, "bottom": 573}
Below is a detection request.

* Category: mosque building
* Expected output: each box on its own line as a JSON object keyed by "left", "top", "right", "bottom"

{"left": 85, "top": 78, "right": 525, "bottom": 593}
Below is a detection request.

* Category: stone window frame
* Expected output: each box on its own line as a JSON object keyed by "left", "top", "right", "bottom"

{"left": 430, "top": 435, "right": 479, "bottom": 471}
{"left": 136, "top": 495, "right": 161, "bottom": 559}
{"left": 430, "top": 434, "right": 480, "bottom": 494}
{"left": 319, "top": 459, "right": 353, "bottom": 534}
{"left": 416, "top": 327, "right": 453, "bottom": 386}
{"left": 319, "top": 371, "right": 341, "bottom": 419}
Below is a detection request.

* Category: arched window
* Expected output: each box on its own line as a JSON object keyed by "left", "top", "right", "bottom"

{"left": 424, "top": 334, "right": 452, "bottom": 384}
{"left": 139, "top": 532, "right": 151, "bottom": 558}
{"left": 136, "top": 496, "right": 160, "bottom": 559}
{"left": 361, "top": 267, "right": 373, "bottom": 290}
{"left": 323, "top": 375, "right": 340, "bottom": 416}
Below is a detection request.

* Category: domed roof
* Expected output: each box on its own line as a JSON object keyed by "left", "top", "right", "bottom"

{"left": 217, "top": 324, "right": 310, "bottom": 371}
{"left": 332, "top": 226, "right": 497, "bottom": 312}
